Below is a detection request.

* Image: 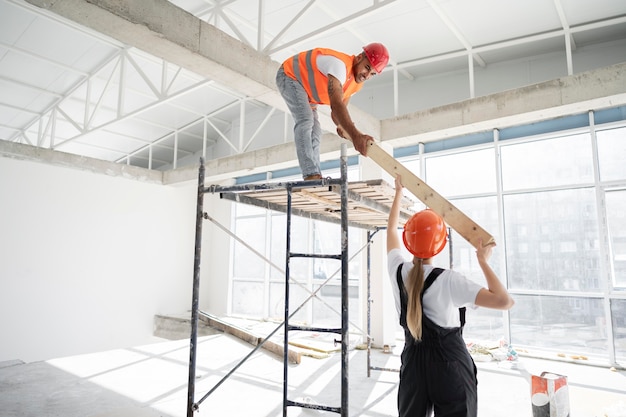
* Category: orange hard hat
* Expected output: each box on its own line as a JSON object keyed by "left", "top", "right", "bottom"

{"left": 402, "top": 209, "right": 448, "bottom": 258}
{"left": 362, "top": 43, "right": 389, "bottom": 73}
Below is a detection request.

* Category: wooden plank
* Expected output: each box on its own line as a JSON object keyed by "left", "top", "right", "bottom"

{"left": 288, "top": 332, "right": 342, "bottom": 354}
{"left": 366, "top": 141, "right": 495, "bottom": 248}
{"left": 199, "top": 313, "right": 301, "bottom": 364}
{"left": 218, "top": 177, "right": 415, "bottom": 229}
{"left": 288, "top": 341, "right": 340, "bottom": 354}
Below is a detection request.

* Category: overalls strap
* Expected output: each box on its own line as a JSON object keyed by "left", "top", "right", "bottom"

{"left": 396, "top": 265, "right": 466, "bottom": 329}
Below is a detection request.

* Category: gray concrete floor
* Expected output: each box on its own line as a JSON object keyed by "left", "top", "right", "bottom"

{"left": 1, "top": 325, "right": 625, "bottom": 417}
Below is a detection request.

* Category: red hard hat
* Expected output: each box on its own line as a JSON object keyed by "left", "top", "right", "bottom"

{"left": 362, "top": 43, "right": 389, "bottom": 73}
{"left": 402, "top": 209, "right": 448, "bottom": 258}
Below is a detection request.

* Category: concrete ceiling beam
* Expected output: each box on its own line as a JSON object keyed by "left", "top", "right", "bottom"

{"left": 381, "top": 62, "right": 626, "bottom": 147}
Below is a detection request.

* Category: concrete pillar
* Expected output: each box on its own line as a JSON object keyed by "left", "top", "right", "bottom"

{"left": 359, "top": 143, "right": 399, "bottom": 348}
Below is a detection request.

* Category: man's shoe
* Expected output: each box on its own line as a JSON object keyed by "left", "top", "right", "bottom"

{"left": 304, "top": 174, "right": 323, "bottom": 180}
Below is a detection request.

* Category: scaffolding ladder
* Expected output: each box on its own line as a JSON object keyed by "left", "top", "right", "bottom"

{"left": 282, "top": 146, "right": 349, "bottom": 416}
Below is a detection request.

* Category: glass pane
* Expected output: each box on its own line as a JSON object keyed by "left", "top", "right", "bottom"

{"left": 231, "top": 281, "right": 264, "bottom": 316}
{"left": 312, "top": 222, "right": 363, "bottom": 283}
{"left": 425, "top": 149, "right": 496, "bottom": 196}
{"left": 510, "top": 295, "right": 607, "bottom": 356}
{"left": 291, "top": 216, "right": 310, "bottom": 255}
{"left": 235, "top": 202, "right": 266, "bottom": 217}
{"left": 504, "top": 189, "right": 601, "bottom": 291}
{"left": 397, "top": 158, "right": 425, "bottom": 213}
{"left": 233, "top": 216, "right": 266, "bottom": 280}
{"left": 312, "top": 222, "right": 342, "bottom": 281}
{"left": 288, "top": 223, "right": 311, "bottom": 282}
{"left": 269, "top": 213, "right": 286, "bottom": 280}
{"left": 402, "top": 158, "right": 421, "bottom": 178}
{"left": 289, "top": 281, "right": 312, "bottom": 323}
{"left": 464, "top": 308, "right": 506, "bottom": 342}
{"left": 501, "top": 133, "right": 593, "bottom": 190}
{"left": 312, "top": 284, "right": 360, "bottom": 328}
{"left": 269, "top": 282, "right": 286, "bottom": 321}
{"left": 611, "top": 299, "right": 626, "bottom": 362}
{"left": 606, "top": 190, "right": 626, "bottom": 288}
{"left": 315, "top": 165, "right": 360, "bottom": 181}
{"left": 270, "top": 215, "right": 310, "bottom": 281}
{"left": 314, "top": 221, "right": 340, "bottom": 256}
{"left": 442, "top": 196, "right": 501, "bottom": 281}
{"left": 435, "top": 197, "right": 506, "bottom": 344}
{"left": 597, "top": 127, "right": 626, "bottom": 181}
{"left": 348, "top": 227, "right": 363, "bottom": 281}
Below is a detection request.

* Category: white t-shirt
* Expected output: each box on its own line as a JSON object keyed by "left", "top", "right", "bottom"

{"left": 387, "top": 248, "right": 483, "bottom": 328}
{"left": 316, "top": 55, "right": 347, "bottom": 84}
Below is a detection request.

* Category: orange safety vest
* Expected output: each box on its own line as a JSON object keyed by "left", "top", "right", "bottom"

{"left": 282, "top": 48, "right": 363, "bottom": 105}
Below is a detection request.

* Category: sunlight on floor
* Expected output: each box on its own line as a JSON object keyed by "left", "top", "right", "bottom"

{"left": 16, "top": 330, "right": 624, "bottom": 417}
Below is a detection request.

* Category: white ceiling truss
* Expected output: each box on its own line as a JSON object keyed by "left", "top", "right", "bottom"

{"left": 1, "top": 0, "right": 625, "bottom": 172}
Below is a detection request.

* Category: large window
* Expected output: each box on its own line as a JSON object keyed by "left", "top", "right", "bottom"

{"left": 447, "top": 196, "right": 504, "bottom": 341}
{"left": 228, "top": 108, "right": 626, "bottom": 366}
{"left": 395, "top": 110, "right": 626, "bottom": 365}
{"left": 423, "top": 148, "right": 505, "bottom": 341}
{"left": 425, "top": 148, "right": 496, "bottom": 196}
{"left": 500, "top": 133, "right": 594, "bottom": 189}
{"left": 498, "top": 131, "right": 610, "bottom": 358}
{"left": 232, "top": 210, "right": 363, "bottom": 326}
{"left": 230, "top": 168, "right": 363, "bottom": 328}
{"left": 504, "top": 189, "right": 601, "bottom": 292}
{"left": 510, "top": 295, "right": 607, "bottom": 354}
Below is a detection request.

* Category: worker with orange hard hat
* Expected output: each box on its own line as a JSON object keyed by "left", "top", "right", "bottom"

{"left": 387, "top": 175, "right": 514, "bottom": 417}
{"left": 276, "top": 43, "right": 389, "bottom": 180}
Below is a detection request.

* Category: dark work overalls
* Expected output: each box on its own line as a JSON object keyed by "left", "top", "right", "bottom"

{"left": 396, "top": 266, "right": 477, "bottom": 417}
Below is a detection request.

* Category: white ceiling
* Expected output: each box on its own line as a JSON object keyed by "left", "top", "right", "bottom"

{"left": 1, "top": 0, "right": 625, "bottom": 171}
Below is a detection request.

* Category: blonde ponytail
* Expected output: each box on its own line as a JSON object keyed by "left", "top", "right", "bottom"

{"left": 405, "top": 259, "right": 425, "bottom": 340}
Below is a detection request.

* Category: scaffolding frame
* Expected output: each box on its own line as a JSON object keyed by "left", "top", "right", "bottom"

{"left": 186, "top": 144, "right": 414, "bottom": 416}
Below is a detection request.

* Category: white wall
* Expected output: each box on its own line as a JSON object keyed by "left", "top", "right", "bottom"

{"left": 197, "top": 185, "right": 234, "bottom": 318}
{"left": 0, "top": 156, "right": 232, "bottom": 363}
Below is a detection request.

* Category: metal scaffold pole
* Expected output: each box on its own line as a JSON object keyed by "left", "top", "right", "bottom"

{"left": 186, "top": 158, "right": 205, "bottom": 417}
{"left": 339, "top": 143, "right": 349, "bottom": 417}
{"left": 282, "top": 182, "right": 292, "bottom": 417}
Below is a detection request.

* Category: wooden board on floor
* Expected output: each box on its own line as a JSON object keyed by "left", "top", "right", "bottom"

{"left": 287, "top": 331, "right": 361, "bottom": 354}
{"left": 199, "top": 313, "right": 301, "bottom": 364}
